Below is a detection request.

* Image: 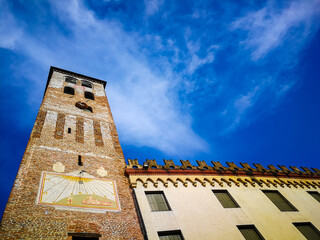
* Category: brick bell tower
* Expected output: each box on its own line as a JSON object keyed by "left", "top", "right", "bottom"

{"left": 0, "top": 67, "right": 144, "bottom": 239}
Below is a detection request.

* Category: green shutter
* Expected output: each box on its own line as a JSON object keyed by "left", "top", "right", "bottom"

{"left": 238, "top": 225, "right": 264, "bottom": 240}
{"left": 308, "top": 191, "right": 320, "bottom": 203}
{"left": 213, "top": 190, "right": 239, "bottom": 208}
{"left": 294, "top": 223, "right": 320, "bottom": 240}
{"left": 146, "top": 192, "right": 170, "bottom": 211}
{"left": 263, "top": 191, "right": 297, "bottom": 211}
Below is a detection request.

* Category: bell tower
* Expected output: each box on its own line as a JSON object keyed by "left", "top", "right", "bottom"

{"left": 0, "top": 67, "right": 143, "bottom": 239}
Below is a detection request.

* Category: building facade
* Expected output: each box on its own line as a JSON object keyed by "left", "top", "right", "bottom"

{"left": 0, "top": 67, "right": 143, "bottom": 239}
{"left": 1, "top": 67, "right": 320, "bottom": 240}
{"left": 126, "top": 159, "right": 320, "bottom": 240}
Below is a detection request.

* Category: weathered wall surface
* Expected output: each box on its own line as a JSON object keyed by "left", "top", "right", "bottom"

{"left": 0, "top": 68, "right": 143, "bottom": 239}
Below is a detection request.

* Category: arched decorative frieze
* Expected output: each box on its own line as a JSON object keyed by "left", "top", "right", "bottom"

{"left": 127, "top": 175, "right": 320, "bottom": 190}
{"left": 167, "top": 178, "right": 178, "bottom": 187}
{"left": 212, "top": 178, "right": 223, "bottom": 187}
{"left": 204, "top": 178, "right": 214, "bottom": 186}
{"left": 267, "top": 179, "right": 278, "bottom": 187}
{"left": 259, "top": 179, "right": 270, "bottom": 187}
{"left": 195, "top": 178, "right": 206, "bottom": 187}
{"left": 229, "top": 178, "right": 240, "bottom": 187}
{"left": 237, "top": 178, "right": 248, "bottom": 187}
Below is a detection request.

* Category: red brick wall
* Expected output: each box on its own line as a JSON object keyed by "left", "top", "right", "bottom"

{"left": 0, "top": 69, "right": 144, "bottom": 240}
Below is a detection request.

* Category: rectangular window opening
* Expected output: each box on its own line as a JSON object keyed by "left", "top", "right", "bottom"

{"left": 145, "top": 191, "right": 171, "bottom": 212}
{"left": 78, "top": 155, "right": 83, "bottom": 166}
{"left": 158, "top": 230, "right": 184, "bottom": 240}
{"left": 212, "top": 190, "right": 240, "bottom": 208}
{"left": 262, "top": 190, "right": 297, "bottom": 211}
{"left": 237, "top": 225, "right": 265, "bottom": 240}
{"left": 307, "top": 191, "right": 320, "bottom": 203}
{"left": 293, "top": 222, "right": 320, "bottom": 240}
{"left": 68, "top": 128, "right": 71, "bottom": 134}
{"left": 68, "top": 232, "right": 101, "bottom": 240}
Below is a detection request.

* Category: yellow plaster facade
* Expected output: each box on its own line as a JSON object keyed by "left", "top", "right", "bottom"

{"left": 126, "top": 160, "right": 320, "bottom": 240}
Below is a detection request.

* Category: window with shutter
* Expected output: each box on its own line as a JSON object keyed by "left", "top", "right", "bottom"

{"left": 293, "top": 222, "right": 320, "bottom": 240}
{"left": 237, "top": 225, "right": 265, "bottom": 240}
{"left": 308, "top": 191, "right": 320, "bottom": 203}
{"left": 145, "top": 191, "right": 171, "bottom": 212}
{"left": 212, "top": 190, "right": 240, "bottom": 208}
{"left": 262, "top": 190, "right": 297, "bottom": 211}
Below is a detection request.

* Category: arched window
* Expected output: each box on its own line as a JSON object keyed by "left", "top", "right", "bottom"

{"left": 84, "top": 91, "right": 94, "bottom": 100}
{"left": 64, "top": 86, "right": 74, "bottom": 95}
{"left": 82, "top": 80, "right": 92, "bottom": 88}
{"left": 65, "top": 76, "right": 77, "bottom": 84}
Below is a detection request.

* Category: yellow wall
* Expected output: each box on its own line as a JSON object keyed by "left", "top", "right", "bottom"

{"left": 132, "top": 175, "right": 320, "bottom": 240}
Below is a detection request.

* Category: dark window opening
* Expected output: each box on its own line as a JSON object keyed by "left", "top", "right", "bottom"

{"left": 237, "top": 225, "right": 265, "bottom": 240}
{"left": 186, "top": 166, "right": 192, "bottom": 169}
{"left": 84, "top": 91, "right": 95, "bottom": 100}
{"left": 64, "top": 86, "right": 75, "bottom": 95}
{"left": 82, "top": 80, "right": 93, "bottom": 88}
{"left": 68, "top": 232, "right": 101, "bottom": 240}
{"left": 262, "top": 190, "right": 297, "bottom": 211}
{"left": 203, "top": 167, "right": 208, "bottom": 170}
{"left": 65, "top": 76, "right": 77, "bottom": 84}
{"left": 308, "top": 191, "right": 320, "bottom": 203}
{"left": 72, "top": 237, "right": 98, "bottom": 240}
{"left": 132, "top": 166, "right": 138, "bottom": 169}
{"left": 293, "top": 222, "right": 320, "bottom": 240}
{"left": 145, "top": 191, "right": 171, "bottom": 211}
{"left": 158, "top": 230, "right": 184, "bottom": 240}
{"left": 170, "top": 166, "right": 175, "bottom": 169}
{"left": 212, "top": 190, "right": 240, "bottom": 208}
{"left": 78, "top": 155, "right": 83, "bottom": 166}
{"left": 68, "top": 128, "right": 71, "bottom": 134}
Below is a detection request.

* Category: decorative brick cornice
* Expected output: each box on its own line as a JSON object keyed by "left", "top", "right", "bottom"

{"left": 126, "top": 159, "right": 320, "bottom": 179}
{"left": 125, "top": 159, "right": 320, "bottom": 189}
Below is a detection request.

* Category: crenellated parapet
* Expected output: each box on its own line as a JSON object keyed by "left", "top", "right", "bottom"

{"left": 126, "top": 159, "right": 320, "bottom": 176}
{"left": 126, "top": 159, "right": 320, "bottom": 189}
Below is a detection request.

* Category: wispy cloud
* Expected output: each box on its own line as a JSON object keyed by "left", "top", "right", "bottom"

{"left": 232, "top": 0, "right": 320, "bottom": 60}
{"left": 0, "top": 0, "right": 23, "bottom": 49}
{"left": 144, "top": 0, "right": 164, "bottom": 16}
{"left": 1, "top": 0, "right": 208, "bottom": 156}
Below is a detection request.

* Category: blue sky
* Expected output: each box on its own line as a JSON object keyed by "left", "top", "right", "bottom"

{"left": 0, "top": 0, "right": 320, "bottom": 218}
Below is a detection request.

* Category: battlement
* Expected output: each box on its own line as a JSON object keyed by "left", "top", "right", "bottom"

{"left": 126, "top": 159, "right": 320, "bottom": 178}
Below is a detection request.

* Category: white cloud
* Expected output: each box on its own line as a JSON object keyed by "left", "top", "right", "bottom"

{"left": 144, "top": 0, "right": 164, "bottom": 16}
{"left": 232, "top": 0, "right": 320, "bottom": 60}
{"left": 2, "top": 0, "right": 208, "bottom": 156}
{"left": 0, "top": 0, "right": 23, "bottom": 49}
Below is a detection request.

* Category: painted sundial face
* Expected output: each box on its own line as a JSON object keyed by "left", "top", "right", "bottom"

{"left": 37, "top": 171, "right": 120, "bottom": 212}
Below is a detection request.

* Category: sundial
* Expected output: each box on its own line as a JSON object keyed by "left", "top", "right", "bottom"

{"left": 37, "top": 171, "right": 120, "bottom": 212}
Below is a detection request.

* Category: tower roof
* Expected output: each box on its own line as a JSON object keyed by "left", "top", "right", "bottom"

{"left": 44, "top": 66, "right": 107, "bottom": 94}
